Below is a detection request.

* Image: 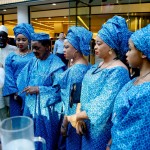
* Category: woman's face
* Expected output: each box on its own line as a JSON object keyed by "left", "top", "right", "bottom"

{"left": 94, "top": 36, "right": 110, "bottom": 59}
{"left": 16, "top": 34, "right": 29, "bottom": 51}
{"left": 126, "top": 39, "right": 143, "bottom": 68}
{"left": 63, "top": 39, "right": 77, "bottom": 60}
{"left": 31, "top": 41, "right": 49, "bottom": 60}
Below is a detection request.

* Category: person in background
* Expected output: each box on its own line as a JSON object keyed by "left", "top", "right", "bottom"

{"left": 66, "top": 16, "right": 132, "bottom": 150}
{"left": 53, "top": 32, "right": 68, "bottom": 65}
{"left": 3, "top": 23, "right": 35, "bottom": 117}
{"left": 59, "top": 26, "right": 92, "bottom": 150}
{"left": 17, "top": 33, "right": 66, "bottom": 150}
{"left": 0, "top": 62, "right": 6, "bottom": 121}
{"left": 0, "top": 25, "right": 17, "bottom": 118}
{"left": 109, "top": 24, "right": 150, "bottom": 150}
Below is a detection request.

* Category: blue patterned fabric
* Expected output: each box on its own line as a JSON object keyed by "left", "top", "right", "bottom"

{"left": 17, "top": 54, "right": 65, "bottom": 150}
{"left": 13, "top": 23, "right": 34, "bottom": 42}
{"left": 3, "top": 52, "right": 34, "bottom": 116}
{"left": 131, "top": 24, "right": 150, "bottom": 60}
{"left": 80, "top": 65, "right": 130, "bottom": 150}
{"left": 98, "top": 16, "right": 132, "bottom": 60}
{"left": 59, "top": 64, "right": 90, "bottom": 150}
{"left": 66, "top": 26, "right": 93, "bottom": 56}
{"left": 111, "top": 78, "right": 150, "bottom": 150}
{"left": 31, "top": 33, "right": 50, "bottom": 41}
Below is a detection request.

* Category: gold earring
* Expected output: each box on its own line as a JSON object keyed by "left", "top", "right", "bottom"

{"left": 109, "top": 49, "right": 112, "bottom": 55}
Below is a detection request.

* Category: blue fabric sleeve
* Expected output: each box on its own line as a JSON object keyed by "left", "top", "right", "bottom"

{"left": 3, "top": 53, "right": 18, "bottom": 96}
{"left": 39, "top": 68, "right": 64, "bottom": 107}
{"left": 111, "top": 86, "right": 150, "bottom": 150}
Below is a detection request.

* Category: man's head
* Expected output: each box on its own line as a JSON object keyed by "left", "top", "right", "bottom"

{"left": 59, "top": 32, "right": 65, "bottom": 40}
{"left": 0, "top": 25, "right": 8, "bottom": 48}
{"left": 31, "top": 33, "right": 50, "bottom": 60}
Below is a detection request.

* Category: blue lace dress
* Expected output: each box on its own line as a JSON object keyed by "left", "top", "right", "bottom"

{"left": 80, "top": 64, "right": 130, "bottom": 150}
{"left": 59, "top": 64, "right": 90, "bottom": 150}
{"left": 111, "top": 78, "right": 150, "bottom": 150}
{"left": 3, "top": 51, "right": 34, "bottom": 116}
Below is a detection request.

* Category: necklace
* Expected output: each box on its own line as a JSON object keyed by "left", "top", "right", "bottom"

{"left": 91, "top": 57, "right": 118, "bottom": 75}
{"left": 19, "top": 51, "right": 29, "bottom": 57}
{"left": 126, "top": 71, "right": 150, "bottom": 92}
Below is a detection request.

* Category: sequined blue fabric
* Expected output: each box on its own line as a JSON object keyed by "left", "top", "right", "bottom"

{"left": 31, "top": 33, "right": 50, "bottom": 41}
{"left": 66, "top": 26, "right": 93, "bottom": 56}
{"left": 3, "top": 52, "right": 34, "bottom": 116}
{"left": 17, "top": 54, "right": 65, "bottom": 150}
{"left": 131, "top": 24, "right": 150, "bottom": 60}
{"left": 111, "top": 79, "right": 150, "bottom": 150}
{"left": 98, "top": 16, "right": 132, "bottom": 60}
{"left": 59, "top": 64, "right": 90, "bottom": 150}
{"left": 80, "top": 65, "right": 130, "bottom": 150}
{"left": 13, "top": 23, "right": 34, "bottom": 42}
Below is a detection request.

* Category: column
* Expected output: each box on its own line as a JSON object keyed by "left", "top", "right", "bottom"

{"left": 17, "top": 5, "right": 30, "bottom": 24}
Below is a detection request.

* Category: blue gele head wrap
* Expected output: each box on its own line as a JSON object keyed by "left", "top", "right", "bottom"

{"left": 131, "top": 24, "right": 150, "bottom": 60}
{"left": 98, "top": 15, "right": 132, "bottom": 60}
{"left": 31, "top": 33, "right": 50, "bottom": 41}
{"left": 13, "top": 23, "right": 34, "bottom": 42}
{"left": 66, "top": 26, "right": 93, "bottom": 56}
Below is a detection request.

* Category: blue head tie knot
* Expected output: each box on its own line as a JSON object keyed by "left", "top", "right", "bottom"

{"left": 13, "top": 23, "right": 34, "bottom": 42}
{"left": 131, "top": 24, "right": 150, "bottom": 60}
{"left": 66, "top": 26, "right": 93, "bottom": 56}
{"left": 31, "top": 33, "right": 50, "bottom": 41}
{"left": 98, "top": 15, "right": 132, "bottom": 60}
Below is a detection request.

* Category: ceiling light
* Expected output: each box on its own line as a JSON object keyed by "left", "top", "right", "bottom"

{"left": 35, "top": 18, "right": 38, "bottom": 20}
{"left": 48, "top": 17, "right": 51, "bottom": 19}
{"left": 64, "top": 16, "right": 67, "bottom": 18}
{"left": 52, "top": 3, "right": 56, "bottom": 5}
{"left": 3, "top": 9, "right": 7, "bottom": 11}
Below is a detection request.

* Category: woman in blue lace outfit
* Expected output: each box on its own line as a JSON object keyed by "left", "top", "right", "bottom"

{"left": 3, "top": 23, "right": 34, "bottom": 116}
{"left": 110, "top": 24, "right": 150, "bottom": 150}
{"left": 59, "top": 26, "right": 92, "bottom": 150}
{"left": 67, "top": 16, "right": 132, "bottom": 150}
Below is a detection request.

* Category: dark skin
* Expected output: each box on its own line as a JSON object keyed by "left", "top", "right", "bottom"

{"left": 0, "top": 31, "right": 8, "bottom": 48}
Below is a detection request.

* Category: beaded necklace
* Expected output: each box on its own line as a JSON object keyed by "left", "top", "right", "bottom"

{"left": 125, "top": 71, "right": 150, "bottom": 92}
{"left": 91, "top": 57, "right": 118, "bottom": 75}
{"left": 18, "top": 51, "right": 30, "bottom": 57}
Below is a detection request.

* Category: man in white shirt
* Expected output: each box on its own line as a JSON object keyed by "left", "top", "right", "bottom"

{"left": 0, "top": 25, "right": 17, "bottom": 120}
{"left": 0, "top": 63, "right": 7, "bottom": 121}
{"left": 53, "top": 32, "right": 68, "bottom": 65}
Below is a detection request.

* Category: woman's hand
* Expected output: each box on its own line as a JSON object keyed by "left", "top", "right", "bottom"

{"left": 24, "top": 86, "right": 39, "bottom": 94}
{"left": 76, "top": 120, "right": 86, "bottom": 135}
{"left": 67, "top": 114, "right": 77, "bottom": 128}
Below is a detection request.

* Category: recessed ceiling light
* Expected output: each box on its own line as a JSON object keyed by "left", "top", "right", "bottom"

{"left": 52, "top": 3, "right": 56, "bottom": 5}
{"left": 3, "top": 9, "right": 7, "bottom": 11}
